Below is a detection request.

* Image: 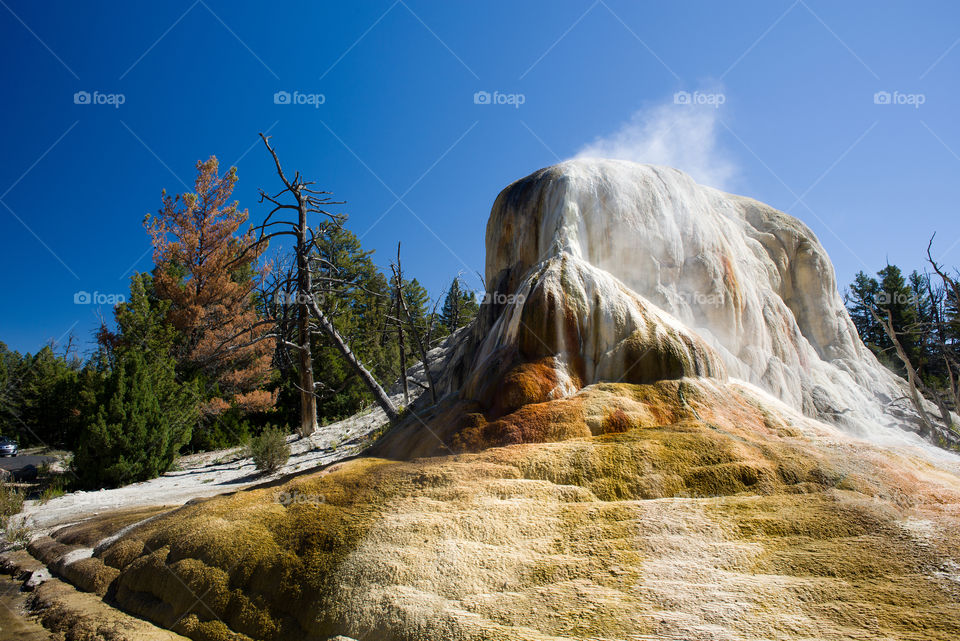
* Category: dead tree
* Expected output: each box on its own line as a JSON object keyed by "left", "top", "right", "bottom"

{"left": 869, "top": 305, "right": 938, "bottom": 437}
{"left": 927, "top": 235, "right": 960, "bottom": 413}
{"left": 256, "top": 254, "right": 298, "bottom": 382}
{"left": 865, "top": 302, "right": 958, "bottom": 447}
{"left": 243, "top": 134, "right": 399, "bottom": 433}
{"left": 392, "top": 254, "right": 410, "bottom": 406}
{"left": 391, "top": 243, "right": 438, "bottom": 405}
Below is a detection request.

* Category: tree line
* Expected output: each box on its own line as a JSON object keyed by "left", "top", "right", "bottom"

{"left": 0, "top": 137, "right": 478, "bottom": 488}
{"left": 845, "top": 238, "right": 960, "bottom": 444}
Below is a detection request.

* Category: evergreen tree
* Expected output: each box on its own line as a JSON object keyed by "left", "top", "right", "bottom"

{"left": 0, "top": 342, "right": 23, "bottom": 438}
{"left": 15, "top": 345, "right": 83, "bottom": 447}
{"left": 907, "top": 271, "right": 937, "bottom": 378}
{"left": 100, "top": 273, "right": 179, "bottom": 366}
{"left": 295, "top": 225, "right": 396, "bottom": 422}
{"left": 943, "top": 273, "right": 960, "bottom": 347}
{"left": 876, "top": 264, "right": 922, "bottom": 371}
{"left": 74, "top": 273, "right": 198, "bottom": 487}
{"left": 397, "top": 278, "right": 432, "bottom": 334}
{"left": 438, "top": 277, "right": 479, "bottom": 337}
{"left": 146, "top": 156, "right": 274, "bottom": 417}
{"left": 846, "top": 271, "right": 882, "bottom": 348}
{"left": 847, "top": 264, "right": 956, "bottom": 384}
{"left": 73, "top": 349, "right": 193, "bottom": 488}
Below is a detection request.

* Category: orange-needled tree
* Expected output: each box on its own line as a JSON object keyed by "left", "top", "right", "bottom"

{"left": 145, "top": 157, "right": 276, "bottom": 418}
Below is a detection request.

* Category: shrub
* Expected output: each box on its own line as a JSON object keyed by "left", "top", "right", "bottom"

{"left": 248, "top": 425, "right": 290, "bottom": 475}
{"left": 72, "top": 350, "right": 196, "bottom": 489}
{"left": 189, "top": 408, "right": 252, "bottom": 452}
{"left": 38, "top": 476, "right": 68, "bottom": 504}
{"left": 0, "top": 482, "right": 24, "bottom": 522}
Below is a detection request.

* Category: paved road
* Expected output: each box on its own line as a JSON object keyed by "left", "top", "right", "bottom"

{"left": 0, "top": 455, "right": 56, "bottom": 473}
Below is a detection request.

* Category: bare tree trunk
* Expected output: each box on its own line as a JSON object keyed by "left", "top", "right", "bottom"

{"left": 926, "top": 235, "right": 960, "bottom": 421}
{"left": 296, "top": 200, "right": 318, "bottom": 437}
{"left": 928, "top": 235, "right": 960, "bottom": 310}
{"left": 393, "top": 244, "right": 437, "bottom": 404}
{"left": 306, "top": 298, "right": 399, "bottom": 422}
{"left": 871, "top": 306, "right": 936, "bottom": 437}
{"left": 255, "top": 132, "right": 400, "bottom": 427}
{"left": 395, "top": 272, "right": 410, "bottom": 406}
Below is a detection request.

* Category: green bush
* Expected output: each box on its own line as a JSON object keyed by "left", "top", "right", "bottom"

{"left": 38, "top": 476, "right": 68, "bottom": 504}
{"left": 189, "top": 408, "right": 252, "bottom": 452}
{"left": 248, "top": 425, "right": 290, "bottom": 475}
{"left": 0, "top": 482, "right": 24, "bottom": 532}
{"left": 72, "top": 350, "right": 196, "bottom": 489}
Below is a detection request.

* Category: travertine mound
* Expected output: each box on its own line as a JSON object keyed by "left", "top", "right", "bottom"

{"left": 446, "top": 159, "right": 950, "bottom": 443}
{"left": 51, "top": 380, "right": 960, "bottom": 641}
{"left": 31, "top": 161, "right": 960, "bottom": 640}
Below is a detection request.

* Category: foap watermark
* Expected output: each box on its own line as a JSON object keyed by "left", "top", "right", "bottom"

{"left": 276, "top": 490, "right": 325, "bottom": 506}
{"left": 478, "top": 291, "right": 526, "bottom": 306}
{"left": 473, "top": 90, "right": 526, "bottom": 108}
{"left": 273, "top": 90, "right": 325, "bottom": 108}
{"left": 73, "top": 90, "right": 125, "bottom": 108}
{"left": 673, "top": 90, "right": 725, "bottom": 108}
{"left": 74, "top": 290, "right": 126, "bottom": 305}
{"left": 873, "top": 90, "right": 925, "bottom": 108}
{"left": 677, "top": 291, "right": 727, "bottom": 308}
{"left": 274, "top": 291, "right": 313, "bottom": 307}
{"left": 873, "top": 290, "right": 919, "bottom": 306}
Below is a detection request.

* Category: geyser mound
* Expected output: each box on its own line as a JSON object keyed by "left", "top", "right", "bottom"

{"left": 442, "top": 159, "right": 949, "bottom": 444}
{"left": 26, "top": 160, "right": 960, "bottom": 641}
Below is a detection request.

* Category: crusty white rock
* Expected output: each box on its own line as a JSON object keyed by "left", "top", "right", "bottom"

{"left": 457, "top": 158, "right": 946, "bottom": 442}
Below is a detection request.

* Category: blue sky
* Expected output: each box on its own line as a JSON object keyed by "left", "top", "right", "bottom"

{"left": 1, "top": 0, "right": 959, "bottom": 355}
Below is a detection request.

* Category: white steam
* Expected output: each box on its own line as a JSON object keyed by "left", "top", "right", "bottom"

{"left": 575, "top": 94, "right": 737, "bottom": 191}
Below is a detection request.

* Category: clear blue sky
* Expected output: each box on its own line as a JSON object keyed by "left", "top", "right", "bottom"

{"left": 2, "top": 1, "right": 959, "bottom": 355}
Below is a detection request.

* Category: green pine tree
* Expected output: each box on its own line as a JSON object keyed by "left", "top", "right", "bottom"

{"left": 302, "top": 225, "right": 397, "bottom": 422}
{"left": 438, "top": 277, "right": 479, "bottom": 337}
{"left": 73, "top": 349, "right": 193, "bottom": 488}
{"left": 877, "top": 264, "right": 922, "bottom": 371}
{"left": 73, "top": 273, "right": 198, "bottom": 488}
{"left": 0, "top": 342, "right": 23, "bottom": 438}
{"left": 847, "top": 265, "right": 926, "bottom": 377}
{"left": 15, "top": 345, "right": 82, "bottom": 447}
{"left": 846, "top": 271, "right": 882, "bottom": 348}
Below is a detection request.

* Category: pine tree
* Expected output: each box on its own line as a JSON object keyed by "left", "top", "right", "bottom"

{"left": 907, "top": 271, "right": 936, "bottom": 377}
{"left": 876, "top": 264, "right": 922, "bottom": 371}
{"left": 304, "top": 225, "right": 396, "bottom": 421}
{"left": 16, "top": 345, "right": 82, "bottom": 447}
{"left": 99, "top": 274, "right": 178, "bottom": 364}
{"left": 847, "top": 265, "right": 931, "bottom": 378}
{"left": 0, "top": 342, "right": 23, "bottom": 438}
{"left": 940, "top": 272, "right": 960, "bottom": 350}
{"left": 402, "top": 279, "right": 431, "bottom": 326}
{"left": 146, "top": 156, "right": 275, "bottom": 417}
{"left": 846, "top": 271, "right": 882, "bottom": 348}
{"left": 74, "top": 274, "right": 199, "bottom": 487}
{"left": 438, "top": 277, "right": 479, "bottom": 337}
{"left": 73, "top": 349, "right": 194, "bottom": 488}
